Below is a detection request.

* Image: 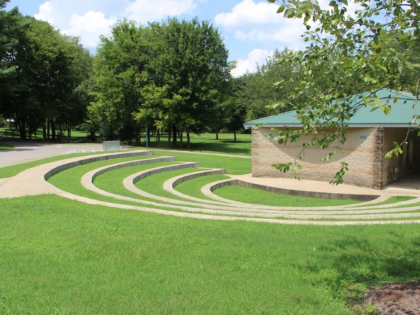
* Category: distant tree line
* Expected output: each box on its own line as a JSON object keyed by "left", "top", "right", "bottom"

{"left": 0, "top": 0, "right": 92, "bottom": 141}
{"left": 0, "top": 0, "right": 298, "bottom": 145}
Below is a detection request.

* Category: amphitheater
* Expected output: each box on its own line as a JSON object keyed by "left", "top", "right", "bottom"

{"left": 1, "top": 150, "right": 420, "bottom": 226}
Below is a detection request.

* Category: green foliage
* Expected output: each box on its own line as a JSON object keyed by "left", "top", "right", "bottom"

{"left": 236, "top": 48, "right": 306, "bottom": 121}
{"left": 90, "top": 20, "right": 152, "bottom": 142}
{"left": 267, "top": 0, "right": 420, "bottom": 183}
{"left": 0, "top": 11, "right": 93, "bottom": 141}
{"left": 91, "top": 18, "right": 232, "bottom": 148}
{"left": 0, "top": 0, "right": 28, "bottom": 104}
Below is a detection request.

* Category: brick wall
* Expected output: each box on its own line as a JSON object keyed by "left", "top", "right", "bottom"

{"left": 252, "top": 127, "right": 384, "bottom": 189}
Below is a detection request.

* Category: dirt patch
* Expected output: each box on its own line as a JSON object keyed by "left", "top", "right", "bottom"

{"left": 362, "top": 281, "right": 420, "bottom": 314}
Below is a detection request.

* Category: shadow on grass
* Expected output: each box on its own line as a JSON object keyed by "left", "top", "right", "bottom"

{"left": 296, "top": 231, "right": 420, "bottom": 309}
{"left": 140, "top": 140, "right": 251, "bottom": 155}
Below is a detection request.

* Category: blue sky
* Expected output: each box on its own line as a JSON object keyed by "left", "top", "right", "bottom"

{"left": 6, "top": 0, "right": 361, "bottom": 76}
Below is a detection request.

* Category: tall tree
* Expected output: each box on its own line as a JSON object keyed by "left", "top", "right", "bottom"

{"left": 90, "top": 20, "right": 153, "bottom": 143}
{"left": 266, "top": 0, "right": 420, "bottom": 183}
{"left": 0, "top": 1, "right": 28, "bottom": 114}
{"left": 236, "top": 48, "right": 304, "bottom": 121}
{"left": 144, "top": 18, "right": 231, "bottom": 149}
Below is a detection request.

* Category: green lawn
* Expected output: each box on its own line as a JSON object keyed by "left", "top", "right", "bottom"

{"left": 1, "top": 194, "right": 419, "bottom": 314}
{"left": 175, "top": 173, "right": 231, "bottom": 201}
{"left": 0, "top": 127, "right": 94, "bottom": 142}
{"left": 132, "top": 132, "right": 252, "bottom": 156}
{"left": 0, "top": 142, "right": 14, "bottom": 150}
{"left": 1, "top": 147, "right": 420, "bottom": 314}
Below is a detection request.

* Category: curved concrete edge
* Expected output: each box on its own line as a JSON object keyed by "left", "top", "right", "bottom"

{"left": 237, "top": 180, "right": 381, "bottom": 202}
{"left": 79, "top": 161, "right": 420, "bottom": 216}
{"left": 163, "top": 169, "right": 229, "bottom": 205}
{"left": 44, "top": 150, "right": 153, "bottom": 180}
{"left": 200, "top": 179, "right": 388, "bottom": 212}
{"left": 123, "top": 163, "right": 204, "bottom": 205}
{"left": 0, "top": 150, "right": 151, "bottom": 199}
{"left": 350, "top": 196, "right": 420, "bottom": 210}
{"left": 84, "top": 156, "right": 175, "bottom": 184}
{"left": 79, "top": 159, "right": 307, "bottom": 218}
{"left": 54, "top": 189, "right": 420, "bottom": 225}
{"left": 202, "top": 179, "right": 242, "bottom": 203}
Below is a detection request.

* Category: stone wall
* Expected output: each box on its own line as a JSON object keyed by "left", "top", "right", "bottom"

{"left": 252, "top": 127, "right": 384, "bottom": 189}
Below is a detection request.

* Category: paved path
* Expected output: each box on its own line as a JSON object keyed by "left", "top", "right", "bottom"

{"left": 0, "top": 139, "right": 130, "bottom": 166}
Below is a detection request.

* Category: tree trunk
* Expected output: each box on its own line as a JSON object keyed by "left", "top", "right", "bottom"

{"left": 47, "top": 120, "right": 50, "bottom": 140}
{"left": 187, "top": 129, "right": 191, "bottom": 150}
{"left": 28, "top": 125, "right": 32, "bottom": 140}
{"left": 157, "top": 129, "right": 160, "bottom": 146}
{"left": 134, "top": 122, "right": 139, "bottom": 146}
{"left": 68, "top": 125, "right": 71, "bottom": 140}
{"left": 168, "top": 127, "right": 171, "bottom": 146}
{"left": 147, "top": 127, "right": 151, "bottom": 147}
{"left": 234, "top": 130, "right": 236, "bottom": 143}
{"left": 51, "top": 119, "right": 56, "bottom": 141}
{"left": 179, "top": 129, "right": 183, "bottom": 149}
{"left": 172, "top": 124, "right": 177, "bottom": 146}
{"left": 42, "top": 123, "right": 46, "bottom": 142}
{"left": 17, "top": 117, "right": 26, "bottom": 140}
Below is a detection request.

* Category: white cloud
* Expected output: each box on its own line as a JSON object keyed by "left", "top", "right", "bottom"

{"left": 62, "top": 11, "right": 115, "bottom": 48}
{"left": 231, "top": 48, "right": 273, "bottom": 77}
{"left": 215, "top": 0, "right": 280, "bottom": 29}
{"left": 34, "top": 1, "right": 55, "bottom": 25}
{"left": 215, "top": 0, "right": 306, "bottom": 49}
{"left": 34, "top": 0, "right": 198, "bottom": 50}
{"left": 216, "top": 0, "right": 363, "bottom": 49}
{"left": 124, "top": 0, "right": 196, "bottom": 23}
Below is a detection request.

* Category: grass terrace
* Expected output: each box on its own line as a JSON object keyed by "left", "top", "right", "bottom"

{"left": 1, "top": 142, "right": 420, "bottom": 314}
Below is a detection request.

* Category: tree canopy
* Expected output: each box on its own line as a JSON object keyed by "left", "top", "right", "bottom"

{"left": 91, "top": 17, "right": 232, "bottom": 148}
{"left": 266, "top": 0, "right": 420, "bottom": 183}
{"left": 0, "top": 2, "right": 92, "bottom": 141}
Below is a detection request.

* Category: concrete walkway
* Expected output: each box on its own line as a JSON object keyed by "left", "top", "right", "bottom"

{"left": 1, "top": 150, "right": 420, "bottom": 225}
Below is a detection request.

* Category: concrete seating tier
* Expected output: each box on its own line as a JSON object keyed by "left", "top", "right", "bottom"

{"left": 2, "top": 150, "right": 420, "bottom": 225}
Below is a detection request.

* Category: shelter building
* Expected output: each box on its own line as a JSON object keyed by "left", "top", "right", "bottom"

{"left": 244, "top": 89, "right": 420, "bottom": 189}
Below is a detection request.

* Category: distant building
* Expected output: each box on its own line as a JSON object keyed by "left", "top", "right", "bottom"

{"left": 244, "top": 89, "right": 420, "bottom": 189}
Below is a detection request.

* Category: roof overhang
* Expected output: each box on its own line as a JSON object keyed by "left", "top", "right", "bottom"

{"left": 244, "top": 123, "right": 412, "bottom": 129}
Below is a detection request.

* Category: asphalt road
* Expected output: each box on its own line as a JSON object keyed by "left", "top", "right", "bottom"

{"left": 0, "top": 138, "right": 129, "bottom": 166}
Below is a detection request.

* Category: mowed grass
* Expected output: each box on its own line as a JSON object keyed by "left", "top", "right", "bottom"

{"left": 0, "top": 127, "right": 94, "bottom": 141}
{"left": 175, "top": 174, "right": 231, "bottom": 201}
{"left": 151, "top": 150, "right": 251, "bottom": 174}
{"left": 47, "top": 156, "right": 182, "bottom": 209}
{"left": 136, "top": 167, "right": 209, "bottom": 201}
{"left": 132, "top": 132, "right": 252, "bottom": 156}
{"left": 213, "top": 185, "right": 361, "bottom": 207}
{"left": 1, "top": 194, "right": 420, "bottom": 314}
{"left": 0, "top": 142, "right": 14, "bottom": 150}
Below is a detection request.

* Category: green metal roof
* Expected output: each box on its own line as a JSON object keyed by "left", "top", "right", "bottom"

{"left": 244, "top": 89, "right": 419, "bottom": 128}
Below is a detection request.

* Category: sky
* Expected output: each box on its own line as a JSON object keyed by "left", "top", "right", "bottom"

{"left": 6, "top": 0, "right": 360, "bottom": 77}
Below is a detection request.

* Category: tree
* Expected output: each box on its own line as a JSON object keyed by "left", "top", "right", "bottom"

{"left": 266, "top": 0, "right": 420, "bottom": 183}
{"left": 235, "top": 48, "right": 305, "bottom": 121}
{"left": 224, "top": 78, "right": 247, "bottom": 142}
{"left": 143, "top": 17, "right": 231, "bottom": 149}
{"left": 0, "top": 0, "right": 28, "bottom": 106}
{"left": 90, "top": 20, "right": 153, "bottom": 143}
{"left": 0, "top": 16, "right": 91, "bottom": 141}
